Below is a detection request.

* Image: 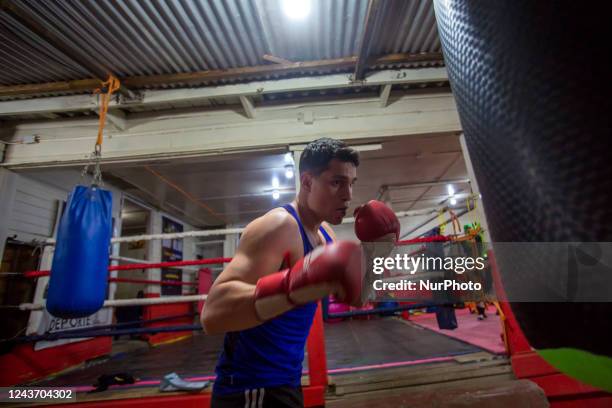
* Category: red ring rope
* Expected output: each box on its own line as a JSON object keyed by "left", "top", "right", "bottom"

{"left": 22, "top": 237, "right": 458, "bottom": 279}
{"left": 22, "top": 236, "right": 458, "bottom": 280}
{"left": 23, "top": 257, "right": 232, "bottom": 279}
{"left": 108, "top": 278, "right": 198, "bottom": 287}
{"left": 396, "top": 235, "right": 452, "bottom": 245}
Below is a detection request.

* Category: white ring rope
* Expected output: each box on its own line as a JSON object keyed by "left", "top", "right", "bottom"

{"left": 41, "top": 205, "right": 457, "bottom": 246}
{"left": 44, "top": 227, "right": 246, "bottom": 245}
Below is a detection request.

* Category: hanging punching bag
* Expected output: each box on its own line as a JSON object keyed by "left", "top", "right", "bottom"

{"left": 47, "top": 185, "right": 112, "bottom": 318}
{"left": 433, "top": 0, "right": 612, "bottom": 391}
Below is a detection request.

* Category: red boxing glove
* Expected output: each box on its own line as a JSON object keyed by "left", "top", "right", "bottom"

{"left": 354, "top": 200, "right": 400, "bottom": 242}
{"left": 354, "top": 201, "right": 400, "bottom": 303}
{"left": 254, "top": 241, "right": 364, "bottom": 321}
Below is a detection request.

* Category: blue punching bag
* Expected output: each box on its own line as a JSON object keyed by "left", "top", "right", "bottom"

{"left": 47, "top": 185, "right": 112, "bottom": 318}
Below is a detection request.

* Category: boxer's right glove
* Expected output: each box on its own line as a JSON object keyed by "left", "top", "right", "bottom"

{"left": 254, "top": 241, "right": 364, "bottom": 321}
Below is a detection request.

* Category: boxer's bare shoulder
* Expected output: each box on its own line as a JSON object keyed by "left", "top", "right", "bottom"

{"left": 214, "top": 208, "right": 302, "bottom": 286}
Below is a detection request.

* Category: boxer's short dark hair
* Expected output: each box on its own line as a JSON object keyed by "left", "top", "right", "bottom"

{"left": 299, "top": 138, "right": 360, "bottom": 175}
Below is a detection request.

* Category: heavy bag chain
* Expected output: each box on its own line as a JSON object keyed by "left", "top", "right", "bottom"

{"left": 81, "top": 151, "right": 104, "bottom": 186}
{"left": 81, "top": 75, "right": 121, "bottom": 187}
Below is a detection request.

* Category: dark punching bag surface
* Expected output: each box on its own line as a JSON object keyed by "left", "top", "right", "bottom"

{"left": 433, "top": 0, "right": 612, "bottom": 390}
{"left": 47, "top": 185, "right": 112, "bottom": 318}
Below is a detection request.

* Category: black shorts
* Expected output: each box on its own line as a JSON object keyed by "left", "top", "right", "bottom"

{"left": 211, "top": 386, "right": 303, "bottom": 408}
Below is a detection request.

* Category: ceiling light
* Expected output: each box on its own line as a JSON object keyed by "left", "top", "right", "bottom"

{"left": 282, "top": 0, "right": 311, "bottom": 20}
{"left": 284, "top": 165, "right": 294, "bottom": 179}
{"left": 272, "top": 176, "right": 280, "bottom": 188}
{"left": 272, "top": 190, "right": 280, "bottom": 200}
{"left": 284, "top": 152, "right": 294, "bottom": 164}
{"left": 447, "top": 184, "right": 455, "bottom": 196}
{"left": 450, "top": 197, "right": 457, "bottom": 206}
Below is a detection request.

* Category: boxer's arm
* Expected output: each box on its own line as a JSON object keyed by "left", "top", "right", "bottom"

{"left": 201, "top": 211, "right": 297, "bottom": 335}
{"left": 254, "top": 240, "right": 364, "bottom": 320}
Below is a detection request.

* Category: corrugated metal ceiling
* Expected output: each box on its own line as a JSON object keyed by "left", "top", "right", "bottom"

{"left": 0, "top": 9, "right": 90, "bottom": 84}
{"left": 0, "top": 0, "right": 442, "bottom": 91}
{"left": 373, "top": 0, "right": 439, "bottom": 55}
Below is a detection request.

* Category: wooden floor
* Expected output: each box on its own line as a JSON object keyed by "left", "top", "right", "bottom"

{"left": 326, "top": 352, "right": 521, "bottom": 407}
{"left": 15, "top": 316, "right": 520, "bottom": 407}
{"left": 8, "top": 353, "right": 525, "bottom": 408}
{"left": 24, "top": 353, "right": 531, "bottom": 408}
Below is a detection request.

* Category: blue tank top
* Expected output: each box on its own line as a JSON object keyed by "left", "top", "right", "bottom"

{"left": 213, "top": 204, "right": 332, "bottom": 395}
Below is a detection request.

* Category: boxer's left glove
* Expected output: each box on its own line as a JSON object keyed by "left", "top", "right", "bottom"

{"left": 254, "top": 241, "right": 364, "bottom": 321}
{"left": 354, "top": 200, "right": 400, "bottom": 243}
{"left": 354, "top": 200, "right": 400, "bottom": 301}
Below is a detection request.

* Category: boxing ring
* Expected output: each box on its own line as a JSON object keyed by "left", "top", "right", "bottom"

{"left": 0, "top": 226, "right": 508, "bottom": 408}
{"left": 2, "top": 200, "right": 608, "bottom": 406}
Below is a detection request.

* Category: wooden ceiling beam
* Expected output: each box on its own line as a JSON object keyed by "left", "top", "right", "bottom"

{"left": 0, "top": 52, "right": 444, "bottom": 98}
{"left": 353, "top": 0, "right": 384, "bottom": 81}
